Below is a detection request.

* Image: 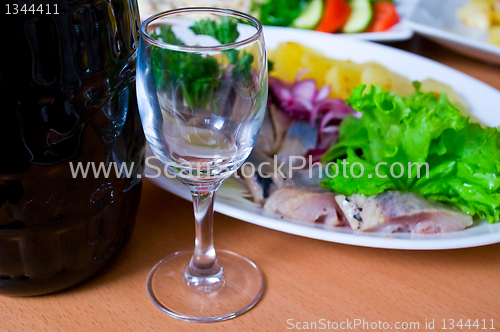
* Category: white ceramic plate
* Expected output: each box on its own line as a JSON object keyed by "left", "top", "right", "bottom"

{"left": 404, "top": 0, "right": 500, "bottom": 65}
{"left": 145, "top": 26, "right": 500, "bottom": 250}
{"left": 137, "top": 0, "right": 415, "bottom": 42}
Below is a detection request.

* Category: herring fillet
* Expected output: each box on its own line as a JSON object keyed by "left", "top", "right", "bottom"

{"left": 335, "top": 191, "right": 473, "bottom": 234}
{"left": 264, "top": 188, "right": 345, "bottom": 227}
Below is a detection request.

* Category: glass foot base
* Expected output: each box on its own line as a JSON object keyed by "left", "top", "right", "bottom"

{"left": 147, "top": 249, "right": 263, "bottom": 323}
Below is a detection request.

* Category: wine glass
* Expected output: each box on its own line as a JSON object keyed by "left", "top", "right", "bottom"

{"left": 136, "top": 8, "right": 267, "bottom": 322}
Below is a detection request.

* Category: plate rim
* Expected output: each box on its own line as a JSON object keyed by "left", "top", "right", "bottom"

{"left": 145, "top": 166, "right": 500, "bottom": 250}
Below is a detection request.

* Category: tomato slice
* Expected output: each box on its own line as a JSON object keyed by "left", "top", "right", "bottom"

{"left": 315, "top": 0, "right": 351, "bottom": 33}
{"left": 365, "top": 1, "right": 399, "bottom": 32}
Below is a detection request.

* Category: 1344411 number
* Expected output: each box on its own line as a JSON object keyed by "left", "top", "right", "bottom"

{"left": 442, "top": 319, "right": 495, "bottom": 330}
{"left": 6, "top": 4, "right": 59, "bottom": 15}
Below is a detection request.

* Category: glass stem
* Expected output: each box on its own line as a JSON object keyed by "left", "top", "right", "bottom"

{"left": 188, "top": 189, "right": 221, "bottom": 277}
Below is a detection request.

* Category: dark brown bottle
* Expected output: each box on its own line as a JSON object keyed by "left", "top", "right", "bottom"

{"left": 0, "top": 0, "right": 145, "bottom": 296}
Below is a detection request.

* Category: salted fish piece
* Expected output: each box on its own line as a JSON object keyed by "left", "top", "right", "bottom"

{"left": 254, "top": 104, "right": 293, "bottom": 156}
{"left": 264, "top": 188, "right": 345, "bottom": 227}
{"left": 335, "top": 191, "right": 473, "bottom": 234}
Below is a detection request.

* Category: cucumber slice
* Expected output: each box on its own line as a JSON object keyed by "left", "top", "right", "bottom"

{"left": 342, "top": 0, "right": 373, "bottom": 33}
{"left": 291, "top": 0, "right": 324, "bottom": 30}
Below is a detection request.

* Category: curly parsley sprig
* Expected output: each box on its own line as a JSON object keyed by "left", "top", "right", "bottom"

{"left": 150, "top": 18, "right": 255, "bottom": 109}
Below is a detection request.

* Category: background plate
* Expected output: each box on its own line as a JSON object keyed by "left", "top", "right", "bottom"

{"left": 145, "top": 26, "right": 500, "bottom": 250}
{"left": 404, "top": 0, "right": 500, "bottom": 65}
{"left": 138, "top": 0, "right": 415, "bottom": 41}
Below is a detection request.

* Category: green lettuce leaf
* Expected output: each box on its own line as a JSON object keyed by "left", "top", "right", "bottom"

{"left": 321, "top": 83, "right": 500, "bottom": 222}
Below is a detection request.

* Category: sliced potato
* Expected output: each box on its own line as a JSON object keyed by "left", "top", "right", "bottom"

{"left": 360, "top": 62, "right": 414, "bottom": 97}
{"left": 270, "top": 42, "right": 314, "bottom": 82}
{"left": 488, "top": 0, "right": 500, "bottom": 24}
{"left": 420, "top": 78, "right": 465, "bottom": 107}
{"left": 457, "top": 0, "right": 492, "bottom": 30}
{"left": 269, "top": 43, "right": 306, "bottom": 82}
{"left": 324, "top": 61, "right": 363, "bottom": 99}
{"left": 420, "top": 79, "right": 464, "bottom": 102}
{"left": 270, "top": 42, "right": 336, "bottom": 83}
{"left": 299, "top": 53, "right": 341, "bottom": 88}
{"left": 489, "top": 25, "right": 500, "bottom": 46}
{"left": 494, "top": 0, "right": 500, "bottom": 11}
{"left": 493, "top": 11, "right": 500, "bottom": 24}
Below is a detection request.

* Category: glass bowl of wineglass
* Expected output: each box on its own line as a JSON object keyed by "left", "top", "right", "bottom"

{"left": 137, "top": 7, "right": 268, "bottom": 322}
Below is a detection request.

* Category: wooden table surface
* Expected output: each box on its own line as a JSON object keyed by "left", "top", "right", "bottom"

{"left": 2, "top": 36, "right": 500, "bottom": 332}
